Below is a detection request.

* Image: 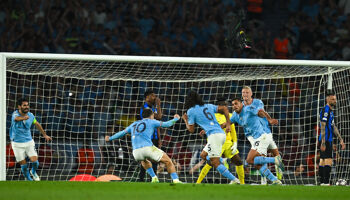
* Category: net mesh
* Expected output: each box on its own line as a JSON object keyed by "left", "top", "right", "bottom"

{"left": 5, "top": 57, "right": 350, "bottom": 184}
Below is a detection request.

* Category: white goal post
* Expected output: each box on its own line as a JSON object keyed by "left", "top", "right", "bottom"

{"left": 1, "top": 52, "right": 349, "bottom": 184}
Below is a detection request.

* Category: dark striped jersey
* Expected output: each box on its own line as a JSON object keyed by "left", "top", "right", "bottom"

{"left": 318, "top": 105, "right": 334, "bottom": 142}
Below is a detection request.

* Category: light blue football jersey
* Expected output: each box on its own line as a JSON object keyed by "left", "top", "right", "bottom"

{"left": 126, "top": 119, "right": 162, "bottom": 149}
{"left": 243, "top": 99, "right": 271, "bottom": 133}
{"left": 10, "top": 110, "right": 36, "bottom": 143}
{"left": 187, "top": 104, "right": 225, "bottom": 136}
{"left": 230, "top": 105, "right": 267, "bottom": 139}
{"left": 111, "top": 118, "right": 178, "bottom": 150}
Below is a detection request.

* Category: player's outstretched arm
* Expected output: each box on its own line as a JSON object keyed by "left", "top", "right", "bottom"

{"left": 160, "top": 114, "right": 180, "bottom": 128}
{"left": 106, "top": 130, "right": 128, "bottom": 142}
{"left": 34, "top": 121, "right": 52, "bottom": 142}
{"left": 258, "top": 109, "right": 278, "bottom": 125}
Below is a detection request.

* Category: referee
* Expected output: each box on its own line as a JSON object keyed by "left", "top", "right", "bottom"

{"left": 138, "top": 89, "right": 162, "bottom": 182}
{"left": 319, "top": 91, "right": 345, "bottom": 185}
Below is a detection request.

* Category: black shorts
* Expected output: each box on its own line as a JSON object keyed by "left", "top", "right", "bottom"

{"left": 320, "top": 141, "right": 332, "bottom": 159}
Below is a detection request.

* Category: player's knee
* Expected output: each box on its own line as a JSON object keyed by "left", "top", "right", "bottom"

{"left": 211, "top": 158, "right": 220, "bottom": 168}
{"left": 162, "top": 157, "right": 172, "bottom": 166}
{"left": 18, "top": 160, "right": 27, "bottom": 165}
{"left": 200, "top": 152, "right": 207, "bottom": 161}
{"left": 29, "top": 156, "right": 38, "bottom": 162}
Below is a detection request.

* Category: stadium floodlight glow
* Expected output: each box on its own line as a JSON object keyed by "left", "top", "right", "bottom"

{"left": 1, "top": 52, "right": 349, "bottom": 185}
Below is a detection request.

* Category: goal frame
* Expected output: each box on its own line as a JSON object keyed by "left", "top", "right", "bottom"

{"left": 1, "top": 52, "right": 350, "bottom": 181}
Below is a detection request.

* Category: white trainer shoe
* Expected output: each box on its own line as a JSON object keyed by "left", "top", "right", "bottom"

{"left": 173, "top": 179, "right": 184, "bottom": 184}
{"left": 30, "top": 171, "right": 40, "bottom": 181}
{"left": 230, "top": 179, "right": 240, "bottom": 185}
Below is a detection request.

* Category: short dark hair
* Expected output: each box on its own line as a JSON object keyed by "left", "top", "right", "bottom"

{"left": 231, "top": 97, "right": 242, "bottom": 102}
{"left": 216, "top": 96, "right": 227, "bottom": 106}
{"left": 144, "top": 89, "right": 154, "bottom": 98}
{"left": 142, "top": 108, "right": 154, "bottom": 118}
{"left": 184, "top": 90, "right": 204, "bottom": 110}
{"left": 326, "top": 90, "right": 335, "bottom": 97}
{"left": 17, "top": 97, "right": 28, "bottom": 107}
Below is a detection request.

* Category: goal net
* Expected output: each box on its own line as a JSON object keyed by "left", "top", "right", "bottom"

{"left": 1, "top": 53, "right": 349, "bottom": 185}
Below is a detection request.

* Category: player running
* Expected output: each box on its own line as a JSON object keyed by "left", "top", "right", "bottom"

{"left": 10, "top": 98, "right": 52, "bottom": 181}
{"left": 182, "top": 91, "right": 240, "bottom": 184}
{"left": 195, "top": 96, "right": 245, "bottom": 184}
{"left": 230, "top": 97, "right": 284, "bottom": 185}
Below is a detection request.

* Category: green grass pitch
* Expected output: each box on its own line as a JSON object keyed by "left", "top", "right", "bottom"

{"left": 1, "top": 181, "right": 349, "bottom": 200}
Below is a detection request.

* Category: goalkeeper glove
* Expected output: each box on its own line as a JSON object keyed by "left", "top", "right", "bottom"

{"left": 231, "top": 142, "right": 238, "bottom": 155}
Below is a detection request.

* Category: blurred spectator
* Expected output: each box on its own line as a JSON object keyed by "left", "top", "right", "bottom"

{"left": 294, "top": 163, "right": 306, "bottom": 177}
{"left": 273, "top": 29, "right": 292, "bottom": 59}
{"left": 1, "top": 1, "right": 350, "bottom": 59}
{"left": 306, "top": 152, "right": 320, "bottom": 177}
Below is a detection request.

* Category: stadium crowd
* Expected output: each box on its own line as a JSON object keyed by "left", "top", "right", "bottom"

{"left": 1, "top": 0, "right": 350, "bottom": 60}
{"left": 4, "top": 0, "right": 350, "bottom": 183}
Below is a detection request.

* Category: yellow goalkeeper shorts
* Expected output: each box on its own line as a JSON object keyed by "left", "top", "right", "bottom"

{"left": 221, "top": 140, "right": 239, "bottom": 159}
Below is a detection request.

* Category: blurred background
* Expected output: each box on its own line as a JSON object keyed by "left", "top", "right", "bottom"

{"left": 1, "top": 0, "right": 350, "bottom": 60}
{"left": 4, "top": 0, "right": 350, "bottom": 184}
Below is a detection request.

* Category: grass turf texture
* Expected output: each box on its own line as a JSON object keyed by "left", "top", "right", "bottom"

{"left": 1, "top": 182, "right": 349, "bottom": 200}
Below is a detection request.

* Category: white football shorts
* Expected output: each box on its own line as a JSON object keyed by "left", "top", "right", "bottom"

{"left": 203, "top": 133, "right": 226, "bottom": 158}
{"left": 133, "top": 146, "right": 164, "bottom": 162}
{"left": 11, "top": 140, "right": 38, "bottom": 162}
{"left": 247, "top": 133, "right": 277, "bottom": 156}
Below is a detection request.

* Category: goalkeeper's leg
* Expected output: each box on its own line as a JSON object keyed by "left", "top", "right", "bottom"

{"left": 232, "top": 154, "right": 245, "bottom": 184}
{"left": 196, "top": 163, "right": 212, "bottom": 184}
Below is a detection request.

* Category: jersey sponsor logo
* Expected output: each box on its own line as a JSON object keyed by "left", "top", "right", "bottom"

{"left": 324, "top": 112, "right": 328, "bottom": 117}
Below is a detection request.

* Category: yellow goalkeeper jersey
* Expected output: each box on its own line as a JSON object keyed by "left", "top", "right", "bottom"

{"left": 214, "top": 113, "right": 237, "bottom": 143}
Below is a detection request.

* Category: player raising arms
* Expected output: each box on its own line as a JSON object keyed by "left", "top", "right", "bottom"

{"left": 230, "top": 98, "right": 284, "bottom": 185}
{"left": 182, "top": 91, "right": 240, "bottom": 184}
{"left": 241, "top": 86, "right": 283, "bottom": 181}
{"left": 105, "top": 109, "right": 182, "bottom": 183}
{"left": 10, "top": 98, "right": 52, "bottom": 181}
{"left": 195, "top": 96, "right": 245, "bottom": 184}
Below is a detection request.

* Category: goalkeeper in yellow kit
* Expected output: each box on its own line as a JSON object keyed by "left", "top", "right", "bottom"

{"left": 196, "top": 97, "right": 245, "bottom": 184}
